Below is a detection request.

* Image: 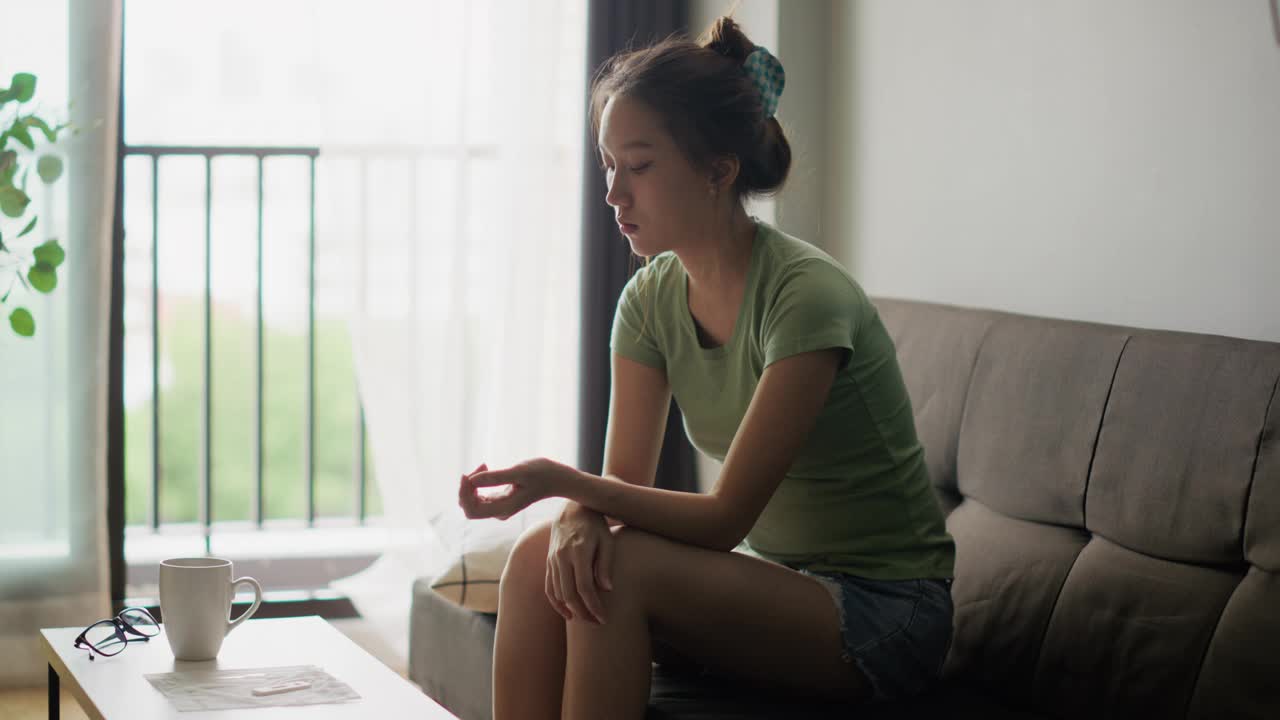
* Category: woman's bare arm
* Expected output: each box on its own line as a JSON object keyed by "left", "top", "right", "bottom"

{"left": 564, "top": 353, "right": 673, "bottom": 527}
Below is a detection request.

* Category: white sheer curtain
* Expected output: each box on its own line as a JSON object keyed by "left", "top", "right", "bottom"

{"left": 0, "top": 0, "right": 120, "bottom": 688}
{"left": 332, "top": 1, "right": 585, "bottom": 665}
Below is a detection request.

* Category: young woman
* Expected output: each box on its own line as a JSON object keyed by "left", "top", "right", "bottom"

{"left": 458, "top": 17, "right": 956, "bottom": 720}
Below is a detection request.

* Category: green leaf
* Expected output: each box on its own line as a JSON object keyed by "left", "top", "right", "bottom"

{"left": 37, "top": 155, "right": 61, "bottom": 184}
{"left": 10, "top": 123, "right": 33, "bottom": 150}
{"left": 9, "top": 307, "right": 34, "bottom": 336}
{"left": 28, "top": 262, "right": 56, "bottom": 293}
{"left": 0, "top": 150, "right": 15, "bottom": 180}
{"left": 17, "top": 216, "right": 36, "bottom": 238}
{"left": 0, "top": 162, "right": 14, "bottom": 192}
{"left": 10, "top": 74, "right": 36, "bottom": 103}
{"left": 0, "top": 186, "right": 29, "bottom": 217}
{"left": 25, "top": 117, "right": 59, "bottom": 143}
{"left": 33, "top": 239, "right": 64, "bottom": 267}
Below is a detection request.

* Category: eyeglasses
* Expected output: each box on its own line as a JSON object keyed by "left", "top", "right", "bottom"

{"left": 73, "top": 607, "right": 160, "bottom": 661}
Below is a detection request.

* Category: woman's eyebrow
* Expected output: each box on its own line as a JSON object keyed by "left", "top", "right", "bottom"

{"left": 597, "top": 140, "right": 655, "bottom": 153}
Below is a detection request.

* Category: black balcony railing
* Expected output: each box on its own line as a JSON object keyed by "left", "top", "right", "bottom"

{"left": 118, "top": 141, "right": 501, "bottom": 610}
{"left": 123, "top": 144, "right": 368, "bottom": 555}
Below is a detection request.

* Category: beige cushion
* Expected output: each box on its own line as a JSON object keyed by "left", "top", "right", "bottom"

{"left": 429, "top": 532, "right": 517, "bottom": 614}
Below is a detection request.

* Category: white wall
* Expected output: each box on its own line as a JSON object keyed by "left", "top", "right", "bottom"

{"left": 823, "top": 0, "right": 1280, "bottom": 342}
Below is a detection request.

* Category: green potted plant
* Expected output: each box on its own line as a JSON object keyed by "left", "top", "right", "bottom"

{"left": 1, "top": 71, "right": 68, "bottom": 337}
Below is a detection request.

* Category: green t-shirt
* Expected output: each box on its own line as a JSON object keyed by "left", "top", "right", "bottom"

{"left": 609, "top": 219, "right": 955, "bottom": 581}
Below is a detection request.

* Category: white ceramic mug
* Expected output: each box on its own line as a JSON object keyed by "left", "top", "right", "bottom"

{"left": 159, "top": 557, "right": 262, "bottom": 660}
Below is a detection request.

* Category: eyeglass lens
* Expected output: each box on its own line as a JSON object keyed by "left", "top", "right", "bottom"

{"left": 82, "top": 620, "right": 127, "bottom": 656}
{"left": 79, "top": 608, "right": 160, "bottom": 657}
{"left": 119, "top": 608, "right": 159, "bottom": 636}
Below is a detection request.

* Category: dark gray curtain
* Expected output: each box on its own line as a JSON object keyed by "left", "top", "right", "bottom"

{"left": 578, "top": 0, "right": 697, "bottom": 493}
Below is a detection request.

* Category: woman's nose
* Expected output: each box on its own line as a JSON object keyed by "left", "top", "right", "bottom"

{"left": 605, "top": 174, "right": 629, "bottom": 208}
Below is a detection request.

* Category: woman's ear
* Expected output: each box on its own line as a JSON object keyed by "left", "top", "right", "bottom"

{"left": 708, "top": 156, "right": 740, "bottom": 193}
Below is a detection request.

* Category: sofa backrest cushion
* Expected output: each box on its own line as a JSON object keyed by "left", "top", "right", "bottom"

{"left": 1086, "top": 332, "right": 1279, "bottom": 564}
{"left": 1188, "top": 374, "right": 1280, "bottom": 720}
{"left": 958, "top": 314, "right": 1129, "bottom": 527}
{"left": 871, "top": 296, "right": 1280, "bottom": 720}
{"left": 873, "top": 300, "right": 996, "bottom": 515}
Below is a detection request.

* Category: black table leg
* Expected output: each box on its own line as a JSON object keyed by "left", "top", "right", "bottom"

{"left": 48, "top": 663, "right": 59, "bottom": 720}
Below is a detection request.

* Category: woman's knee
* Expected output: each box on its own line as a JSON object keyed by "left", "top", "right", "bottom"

{"left": 500, "top": 519, "right": 554, "bottom": 596}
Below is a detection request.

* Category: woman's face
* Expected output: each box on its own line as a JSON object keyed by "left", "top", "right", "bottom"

{"left": 597, "top": 94, "right": 714, "bottom": 257}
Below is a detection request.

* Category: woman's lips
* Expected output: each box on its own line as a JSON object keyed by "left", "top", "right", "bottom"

{"left": 618, "top": 222, "right": 638, "bottom": 234}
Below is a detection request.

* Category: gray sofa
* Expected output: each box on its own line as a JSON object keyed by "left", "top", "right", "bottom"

{"left": 409, "top": 297, "right": 1280, "bottom": 719}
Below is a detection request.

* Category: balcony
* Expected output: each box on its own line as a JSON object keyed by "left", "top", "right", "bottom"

{"left": 120, "top": 143, "right": 459, "bottom": 610}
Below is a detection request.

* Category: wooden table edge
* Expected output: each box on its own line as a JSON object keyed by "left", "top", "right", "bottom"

{"left": 39, "top": 627, "right": 107, "bottom": 720}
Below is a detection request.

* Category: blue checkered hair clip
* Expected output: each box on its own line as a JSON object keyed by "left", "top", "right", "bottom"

{"left": 742, "top": 46, "right": 785, "bottom": 119}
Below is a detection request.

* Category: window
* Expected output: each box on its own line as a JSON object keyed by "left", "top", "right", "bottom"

{"left": 119, "top": 0, "right": 586, "bottom": 605}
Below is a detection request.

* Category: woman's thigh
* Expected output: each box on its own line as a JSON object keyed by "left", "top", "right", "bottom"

{"left": 605, "top": 527, "right": 872, "bottom": 704}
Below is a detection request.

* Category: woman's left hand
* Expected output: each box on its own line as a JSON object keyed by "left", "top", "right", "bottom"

{"left": 459, "top": 457, "right": 576, "bottom": 520}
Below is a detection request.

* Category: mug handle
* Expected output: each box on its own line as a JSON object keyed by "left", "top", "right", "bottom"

{"left": 226, "top": 576, "right": 263, "bottom": 635}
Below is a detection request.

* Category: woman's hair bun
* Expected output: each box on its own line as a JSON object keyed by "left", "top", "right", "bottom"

{"left": 699, "top": 16, "right": 754, "bottom": 65}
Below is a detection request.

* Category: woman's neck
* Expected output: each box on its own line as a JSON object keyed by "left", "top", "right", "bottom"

{"left": 678, "top": 205, "right": 756, "bottom": 300}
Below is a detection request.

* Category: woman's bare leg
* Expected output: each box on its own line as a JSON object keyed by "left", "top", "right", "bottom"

{"left": 562, "top": 579, "right": 652, "bottom": 719}
{"left": 492, "top": 520, "right": 564, "bottom": 720}
{"left": 560, "top": 527, "right": 872, "bottom": 720}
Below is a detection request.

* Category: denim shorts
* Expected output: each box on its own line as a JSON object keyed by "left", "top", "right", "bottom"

{"left": 798, "top": 569, "right": 954, "bottom": 703}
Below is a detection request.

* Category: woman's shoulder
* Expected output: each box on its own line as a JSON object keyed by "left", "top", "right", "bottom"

{"left": 618, "top": 251, "right": 683, "bottom": 314}
{"left": 624, "top": 251, "right": 682, "bottom": 284}
{"left": 646, "top": 250, "right": 683, "bottom": 276}
{"left": 756, "top": 221, "right": 866, "bottom": 301}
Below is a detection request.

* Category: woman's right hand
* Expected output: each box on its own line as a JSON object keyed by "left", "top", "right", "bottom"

{"left": 546, "top": 503, "right": 614, "bottom": 624}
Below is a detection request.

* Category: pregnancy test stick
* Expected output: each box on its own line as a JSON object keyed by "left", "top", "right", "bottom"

{"left": 252, "top": 680, "right": 312, "bottom": 696}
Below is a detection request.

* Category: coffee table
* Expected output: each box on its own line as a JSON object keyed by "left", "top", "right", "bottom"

{"left": 39, "top": 615, "right": 458, "bottom": 719}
